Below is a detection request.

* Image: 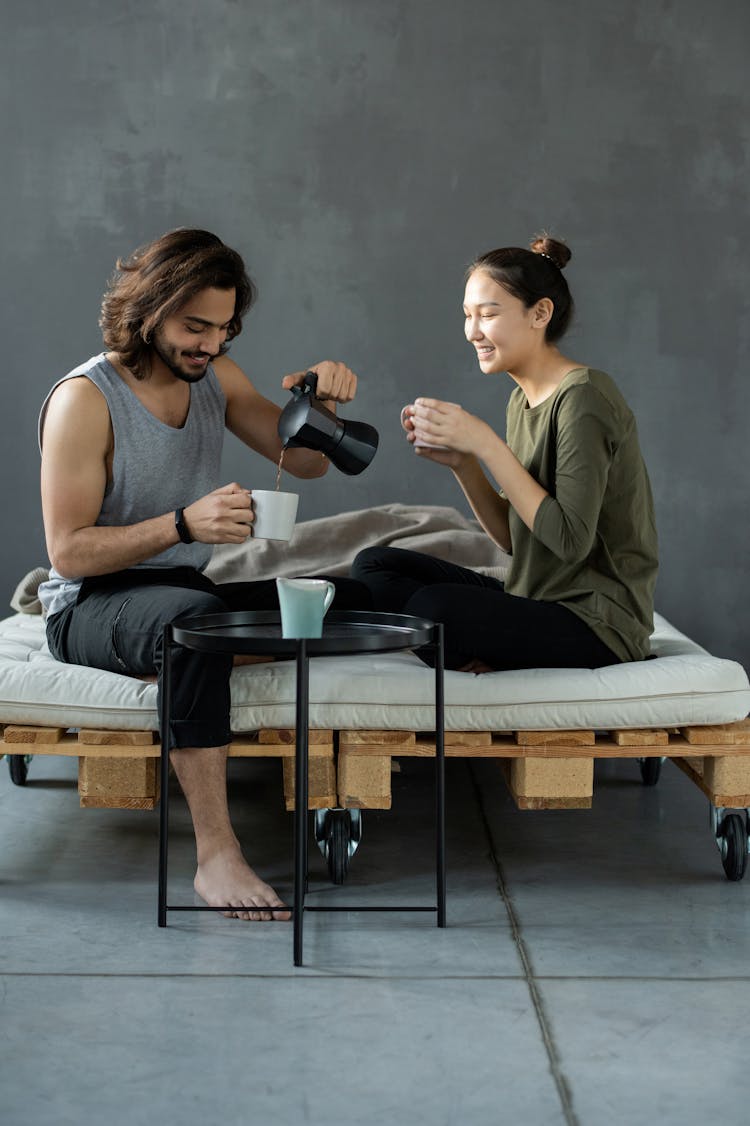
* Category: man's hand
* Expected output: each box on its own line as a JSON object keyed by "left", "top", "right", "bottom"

{"left": 281, "top": 361, "right": 358, "bottom": 403}
{"left": 183, "top": 483, "right": 253, "bottom": 544}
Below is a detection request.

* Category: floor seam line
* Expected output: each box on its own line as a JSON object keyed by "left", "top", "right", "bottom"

{"left": 469, "top": 761, "right": 580, "bottom": 1126}
{"left": 0, "top": 971, "right": 527, "bottom": 980}
{"left": 3, "top": 970, "right": 750, "bottom": 982}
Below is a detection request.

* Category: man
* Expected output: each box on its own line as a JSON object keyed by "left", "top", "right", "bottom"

{"left": 39, "top": 228, "right": 369, "bottom": 921}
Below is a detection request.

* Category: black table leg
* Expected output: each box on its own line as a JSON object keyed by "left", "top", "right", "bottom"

{"left": 155, "top": 612, "right": 443, "bottom": 957}
{"left": 435, "top": 623, "right": 446, "bottom": 927}
{"left": 294, "top": 639, "right": 309, "bottom": 966}
{"left": 158, "top": 624, "right": 173, "bottom": 927}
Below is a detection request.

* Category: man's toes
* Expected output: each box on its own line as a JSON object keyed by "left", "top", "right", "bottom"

{"left": 244, "top": 899, "right": 272, "bottom": 922}
{"left": 249, "top": 885, "right": 290, "bottom": 921}
{"left": 243, "top": 899, "right": 273, "bottom": 922}
{"left": 227, "top": 901, "right": 259, "bottom": 922}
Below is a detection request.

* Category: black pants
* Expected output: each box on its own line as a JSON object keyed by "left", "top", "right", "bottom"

{"left": 350, "top": 546, "right": 620, "bottom": 671}
{"left": 46, "top": 568, "right": 372, "bottom": 749}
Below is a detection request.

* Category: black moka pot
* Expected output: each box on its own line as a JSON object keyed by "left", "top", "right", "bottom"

{"left": 277, "top": 371, "right": 379, "bottom": 475}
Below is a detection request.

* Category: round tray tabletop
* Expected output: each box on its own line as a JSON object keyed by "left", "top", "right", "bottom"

{"left": 169, "top": 609, "right": 436, "bottom": 657}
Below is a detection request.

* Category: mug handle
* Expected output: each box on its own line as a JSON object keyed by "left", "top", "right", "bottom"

{"left": 323, "top": 581, "right": 335, "bottom": 613}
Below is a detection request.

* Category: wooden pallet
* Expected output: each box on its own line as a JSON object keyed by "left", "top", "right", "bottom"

{"left": 3, "top": 719, "right": 749, "bottom": 812}
{"left": 0, "top": 725, "right": 335, "bottom": 811}
{"left": 337, "top": 721, "right": 750, "bottom": 811}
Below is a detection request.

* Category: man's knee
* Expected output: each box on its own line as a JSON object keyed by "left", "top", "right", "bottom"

{"left": 138, "top": 589, "right": 230, "bottom": 674}
{"left": 150, "top": 590, "right": 228, "bottom": 654}
{"left": 167, "top": 590, "right": 228, "bottom": 620}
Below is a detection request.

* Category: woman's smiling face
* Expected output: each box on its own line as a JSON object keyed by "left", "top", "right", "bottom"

{"left": 463, "top": 269, "right": 539, "bottom": 375}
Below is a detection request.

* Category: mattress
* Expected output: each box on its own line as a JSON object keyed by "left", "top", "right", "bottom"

{"left": 0, "top": 612, "right": 748, "bottom": 734}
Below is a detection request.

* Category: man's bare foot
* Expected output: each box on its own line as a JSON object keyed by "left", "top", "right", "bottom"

{"left": 194, "top": 846, "right": 291, "bottom": 922}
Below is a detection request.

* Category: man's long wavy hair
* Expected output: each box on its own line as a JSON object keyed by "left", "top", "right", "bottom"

{"left": 99, "top": 228, "right": 257, "bottom": 379}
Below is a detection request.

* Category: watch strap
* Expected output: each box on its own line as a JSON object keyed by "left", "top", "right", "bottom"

{"left": 175, "top": 507, "right": 194, "bottom": 544}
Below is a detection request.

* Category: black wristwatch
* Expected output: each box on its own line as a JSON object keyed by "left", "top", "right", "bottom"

{"left": 174, "top": 507, "right": 194, "bottom": 544}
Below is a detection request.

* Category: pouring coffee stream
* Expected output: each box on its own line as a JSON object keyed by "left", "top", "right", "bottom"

{"left": 277, "top": 371, "right": 379, "bottom": 476}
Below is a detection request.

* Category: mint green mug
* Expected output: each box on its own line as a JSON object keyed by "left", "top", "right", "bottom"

{"left": 275, "top": 578, "right": 335, "bottom": 638}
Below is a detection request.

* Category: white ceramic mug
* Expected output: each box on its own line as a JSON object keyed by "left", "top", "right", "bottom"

{"left": 401, "top": 402, "right": 460, "bottom": 448}
{"left": 276, "top": 578, "right": 335, "bottom": 638}
{"left": 251, "top": 490, "right": 299, "bottom": 540}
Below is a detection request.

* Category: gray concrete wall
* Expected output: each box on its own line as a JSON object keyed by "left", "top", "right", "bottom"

{"left": 2, "top": 0, "right": 748, "bottom": 668}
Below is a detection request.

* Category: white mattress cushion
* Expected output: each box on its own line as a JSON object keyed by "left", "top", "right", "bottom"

{"left": 0, "top": 612, "right": 748, "bottom": 734}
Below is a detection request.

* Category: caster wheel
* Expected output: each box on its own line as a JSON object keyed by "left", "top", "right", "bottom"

{"left": 8, "top": 755, "right": 29, "bottom": 786}
{"left": 325, "top": 810, "right": 351, "bottom": 885}
{"left": 638, "top": 757, "right": 662, "bottom": 786}
{"left": 718, "top": 813, "right": 748, "bottom": 882}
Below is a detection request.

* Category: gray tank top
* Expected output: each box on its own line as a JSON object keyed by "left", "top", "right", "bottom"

{"left": 38, "top": 352, "right": 226, "bottom": 617}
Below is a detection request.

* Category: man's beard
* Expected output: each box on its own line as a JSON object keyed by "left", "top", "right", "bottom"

{"left": 151, "top": 334, "right": 214, "bottom": 384}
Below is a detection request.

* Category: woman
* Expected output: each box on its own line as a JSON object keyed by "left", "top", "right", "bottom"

{"left": 352, "top": 234, "right": 658, "bottom": 672}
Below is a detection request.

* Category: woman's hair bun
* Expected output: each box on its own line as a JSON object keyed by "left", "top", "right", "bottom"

{"left": 529, "top": 233, "right": 572, "bottom": 270}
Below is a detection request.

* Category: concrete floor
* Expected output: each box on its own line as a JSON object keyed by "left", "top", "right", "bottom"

{"left": 1, "top": 750, "right": 748, "bottom": 1126}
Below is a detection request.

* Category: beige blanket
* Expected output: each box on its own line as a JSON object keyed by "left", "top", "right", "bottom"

{"left": 205, "top": 503, "right": 511, "bottom": 582}
{"left": 12, "top": 504, "right": 510, "bottom": 614}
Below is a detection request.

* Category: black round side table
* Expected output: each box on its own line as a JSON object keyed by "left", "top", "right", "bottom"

{"left": 157, "top": 610, "right": 446, "bottom": 965}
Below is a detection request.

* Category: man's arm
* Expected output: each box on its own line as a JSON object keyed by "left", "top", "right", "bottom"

{"left": 41, "top": 379, "right": 254, "bottom": 578}
{"left": 214, "top": 355, "right": 357, "bottom": 479}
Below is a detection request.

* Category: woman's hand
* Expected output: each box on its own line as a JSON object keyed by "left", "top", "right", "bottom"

{"left": 282, "top": 361, "right": 357, "bottom": 403}
{"left": 400, "top": 402, "right": 460, "bottom": 466}
{"left": 402, "top": 398, "right": 499, "bottom": 466}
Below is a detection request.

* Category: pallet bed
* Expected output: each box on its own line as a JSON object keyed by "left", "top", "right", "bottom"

{"left": 2, "top": 610, "right": 749, "bottom": 881}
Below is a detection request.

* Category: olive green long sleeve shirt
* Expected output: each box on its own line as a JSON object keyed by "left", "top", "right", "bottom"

{"left": 502, "top": 367, "right": 658, "bottom": 662}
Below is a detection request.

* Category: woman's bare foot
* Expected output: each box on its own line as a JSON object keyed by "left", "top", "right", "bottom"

{"left": 458, "top": 658, "right": 495, "bottom": 674}
{"left": 194, "top": 846, "right": 291, "bottom": 922}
